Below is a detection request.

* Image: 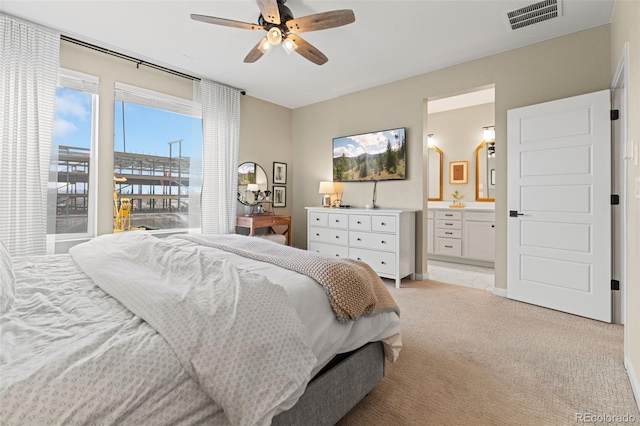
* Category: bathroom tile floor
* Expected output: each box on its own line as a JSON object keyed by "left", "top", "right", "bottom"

{"left": 427, "top": 260, "right": 495, "bottom": 291}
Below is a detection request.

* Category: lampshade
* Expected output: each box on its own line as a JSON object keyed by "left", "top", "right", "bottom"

{"left": 247, "top": 184, "right": 259, "bottom": 192}
{"left": 267, "top": 27, "right": 282, "bottom": 45}
{"left": 258, "top": 37, "right": 272, "bottom": 54}
{"left": 282, "top": 38, "right": 298, "bottom": 55}
{"left": 318, "top": 181, "right": 334, "bottom": 194}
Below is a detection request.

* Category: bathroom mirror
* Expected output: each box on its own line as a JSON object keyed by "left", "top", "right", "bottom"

{"left": 428, "top": 146, "right": 443, "bottom": 201}
{"left": 475, "top": 140, "right": 495, "bottom": 201}
{"left": 237, "top": 162, "right": 269, "bottom": 206}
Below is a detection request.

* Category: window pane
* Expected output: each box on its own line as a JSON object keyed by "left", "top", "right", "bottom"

{"left": 49, "top": 86, "right": 93, "bottom": 234}
{"left": 113, "top": 101, "right": 202, "bottom": 231}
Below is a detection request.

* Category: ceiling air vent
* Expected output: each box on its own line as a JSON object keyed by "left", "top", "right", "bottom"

{"left": 507, "top": 0, "right": 562, "bottom": 30}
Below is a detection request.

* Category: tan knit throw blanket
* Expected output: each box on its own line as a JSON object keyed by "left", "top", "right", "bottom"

{"left": 174, "top": 235, "right": 400, "bottom": 323}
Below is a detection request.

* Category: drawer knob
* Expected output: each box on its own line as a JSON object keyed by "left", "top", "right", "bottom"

{"left": 445, "top": 245, "right": 453, "bottom": 248}
{"left": 492, "top": 225, "right": 495, "bottom": 228}
{"left": 357, "top": 238, "right": 361, "bottom": 241}
{"left": 316, "top": 233, "right": 320, "bottom": 236}
{"left": 335, "top": 236, "right": 339, "bottom": 239}
{"left": 381, "top": 222, "right": 386, "bottom": 226}
{"left": 381, "top": 240, "right": 386, "bottom": 244}
{"left": 357, "top": 257, "right": 361, "bottom": 261}
{"left": 381, "top": 261, "right": 386, "bottom": 265}
{"left": 316, "top": 218, "right": 319, "bottom": 221}
{"left": 445, "top": 214, "right": 452, "bottom": 217}
{"left": 357, "top": 221, "right": 361, "bottom": 224}
{"left": 445, "top": 223, "right": 453, "bottom": 226}
{"left": 335, "top": 219, "right": 340, "bottom": 223}
{"left": 335, "top": 254, "right": 339, "bottom": 257}
{"left": 445, "top": 232, "right": 452, "bottom": 235}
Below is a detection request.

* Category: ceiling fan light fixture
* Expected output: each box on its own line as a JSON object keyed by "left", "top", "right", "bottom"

{"left": 282, "top": 38, "right": 298, "bottom": 55}
{"left": 267, "top": 27, "right": 282, "bottom": 45}
{"left": 258, "top": 37, "right": 272, "bottom": 54}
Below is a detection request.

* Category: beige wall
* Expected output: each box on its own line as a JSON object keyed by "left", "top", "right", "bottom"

{"left": 611, "top": 0, "right": 640, "bottom": 405}
{"left": 427, "top": 103, "right": 495, "bottom": 202}
{"left": 238, "top": 96, "right": 293, "bottom": 230}
{"left": 292, "top": 25, "right": 611, "bottom": 283}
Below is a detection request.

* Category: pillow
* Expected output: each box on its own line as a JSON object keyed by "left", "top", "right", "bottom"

{"left": 0, "top": 241, "right": 16, "bottom": 313}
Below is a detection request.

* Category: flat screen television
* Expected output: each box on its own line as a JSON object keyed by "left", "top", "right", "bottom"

{"left": 332, "top": 127, "right": 406, "bottom": 182}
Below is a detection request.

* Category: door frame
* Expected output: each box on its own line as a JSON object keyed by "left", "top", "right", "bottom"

{"left": 611, "top": 42, "right": 629, "bottom": 333}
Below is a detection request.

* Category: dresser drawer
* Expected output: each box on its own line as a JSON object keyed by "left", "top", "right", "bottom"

{"left": 309, "top": 226, "right": 348, "bottom": 245}
{"left": 435, "top": 210, "right": 462, "bottom": 220}
{"left": 436, "top": 237, "right": 462, "bottom": 256}
{"left": 371, "top": 215, "right": 396, "bottom": 233}
{"left": 436, "top": 219, "right": 462, "bottom": 230}
{"left": 328, "top": 213, "right": 348, "bottom": 229}
{"left": 309, "top": 242, "right": 349, "bottom": 258}
{"left": 464, "top": 211, "right": 495, "bottom": 222}
{"left": 309, "top": 211, "right": 328, "bottom": 227}
{"left": 349, "top": 231, "right": 397, "bottom": 252}
{"left": 349, "top": 214, "right": 371, "bottom": 231}
{"left": 349, "top": 248, "right": 396, "bottom": 276}
{"left": 436, "top": 228, "right": 462, "bottom": 239}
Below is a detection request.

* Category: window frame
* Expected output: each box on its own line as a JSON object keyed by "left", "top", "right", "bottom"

{"left": 113, "top": 82, "right": 203, "bottom": 234}
{"left": 48, "top": 68, "right": 100, "bottom": 244}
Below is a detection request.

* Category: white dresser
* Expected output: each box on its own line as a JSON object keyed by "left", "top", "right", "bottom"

{"left": 427, "top": 205, "right": 495, "bottom": 266}
{"left": 306, "top": 207, "right": 416, "bottom": 288}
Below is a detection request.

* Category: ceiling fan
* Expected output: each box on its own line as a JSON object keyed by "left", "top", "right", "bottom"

{"left": 191, "top": 0, "right": 355, "bottom": 66}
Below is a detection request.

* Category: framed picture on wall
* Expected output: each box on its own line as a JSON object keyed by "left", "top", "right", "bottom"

{"left": 449, "top": 161, "right": 468, "bottom": 184}
{"left": 273, "top": 185, "right": 286, "bottom": 207}
{"left": 273, "top": 162, "right": 287, "bottom": 184}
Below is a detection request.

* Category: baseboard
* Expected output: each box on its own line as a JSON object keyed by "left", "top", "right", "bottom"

{"left": 625, "top": 356, "right": 640, "bottom": 412}
{"left": 414, "top": 272, "right": 428, "bottom": 281}
{"left": 493, "top": 287, "right": 508, "bottom": 298}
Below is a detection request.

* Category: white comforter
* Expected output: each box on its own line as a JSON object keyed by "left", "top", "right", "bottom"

{"left": 0, "top": 232, "right": 401, "bottom": 425}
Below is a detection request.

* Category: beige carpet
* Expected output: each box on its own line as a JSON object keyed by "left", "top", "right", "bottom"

{"left": 338, "top": 280, "right": 639, "bottom": 426}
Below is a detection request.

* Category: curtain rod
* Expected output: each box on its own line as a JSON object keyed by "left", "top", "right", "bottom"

{"left": 60, "top": 35, "right": 246, "bottom": 95}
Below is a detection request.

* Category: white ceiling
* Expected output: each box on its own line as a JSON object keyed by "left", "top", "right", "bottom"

{"left": 1, "top": 1, "right": 615, "bottom": 109}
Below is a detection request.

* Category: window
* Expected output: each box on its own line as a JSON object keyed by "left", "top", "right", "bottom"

{"left": 113, "top": 83, "right": 203, "bottom": 232}
{"left": 48, "top": 69, "right": 99, "bottom": 238}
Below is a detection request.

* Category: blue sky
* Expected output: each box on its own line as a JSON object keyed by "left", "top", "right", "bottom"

{"left": 52, "top": 87, "right": 202, "bottom": 159}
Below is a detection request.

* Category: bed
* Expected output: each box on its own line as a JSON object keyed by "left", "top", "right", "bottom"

{"left": 0, "top": 232, "right": 401, "bottom": 425}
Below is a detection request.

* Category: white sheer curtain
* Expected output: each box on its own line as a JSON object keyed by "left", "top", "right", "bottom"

{"left": 0, "top": 15, "right": 60, "bottom": 256}
{"left": 199, "top": 79, "right": 240, "bottom": 234}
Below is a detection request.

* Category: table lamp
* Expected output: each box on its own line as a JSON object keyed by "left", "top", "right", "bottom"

{"left": 318, "top": 181, "right": 334, "bottom": 207}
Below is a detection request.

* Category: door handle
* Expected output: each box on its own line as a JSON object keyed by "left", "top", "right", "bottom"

{"left": 509, "top": 210, "right": 524, "bottom": 217}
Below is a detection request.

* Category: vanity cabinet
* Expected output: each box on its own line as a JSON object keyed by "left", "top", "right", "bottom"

{"left": 306, "top": 207, "right": 416, "bottom": 288}
{"left": 428, "top": 207, "right": 495, "bottom": 265}
{"left": 463, "top": 212, "right": 495, "bottom": 261}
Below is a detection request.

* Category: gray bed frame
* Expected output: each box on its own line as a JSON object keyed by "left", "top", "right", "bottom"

{"left": 271, "top": 341, "right": 385, "bottom": 425}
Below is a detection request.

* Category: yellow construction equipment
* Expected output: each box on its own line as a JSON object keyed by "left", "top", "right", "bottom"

{"left": 113, "top": 176, "right": 132, "bottom": 233}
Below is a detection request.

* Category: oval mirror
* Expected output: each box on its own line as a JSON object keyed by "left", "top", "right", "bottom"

{"left": 237, "top": 162, "right": 268, "bottom": 206}
{"left": 427, "top": 146, "right": 443, "bottom": 201}
{"left": 475, "top": 140, "right": 495, "bottom": 202}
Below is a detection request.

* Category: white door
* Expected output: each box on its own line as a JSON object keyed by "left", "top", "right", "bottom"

{"left": 507, "top": 90, "right": 611, "bottom": 322}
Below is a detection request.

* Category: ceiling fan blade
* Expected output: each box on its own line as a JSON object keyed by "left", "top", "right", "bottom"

{"left": 286, "top": 10, "right": 355, "bottom": 34}
{"left": 288, "top": 35, "right": 328, "bottom": 65}
{"left": 256, "top": 0, "right": 281, "bottom": 25}
{"left": 191, "top": 14, "right": 264, "bottom": 31}
{"left": 244, "top": 37, "right": 267, "bottom": 63}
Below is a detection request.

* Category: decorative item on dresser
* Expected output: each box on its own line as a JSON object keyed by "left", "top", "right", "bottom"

{"left": 236, "top": 214, "right": 291, "bottom": 246}
{"left": 427, "top": 206, "right": 495, "bottom": 266}
{"left": 306, "top": 207, "right": 416, "bottom": 288}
